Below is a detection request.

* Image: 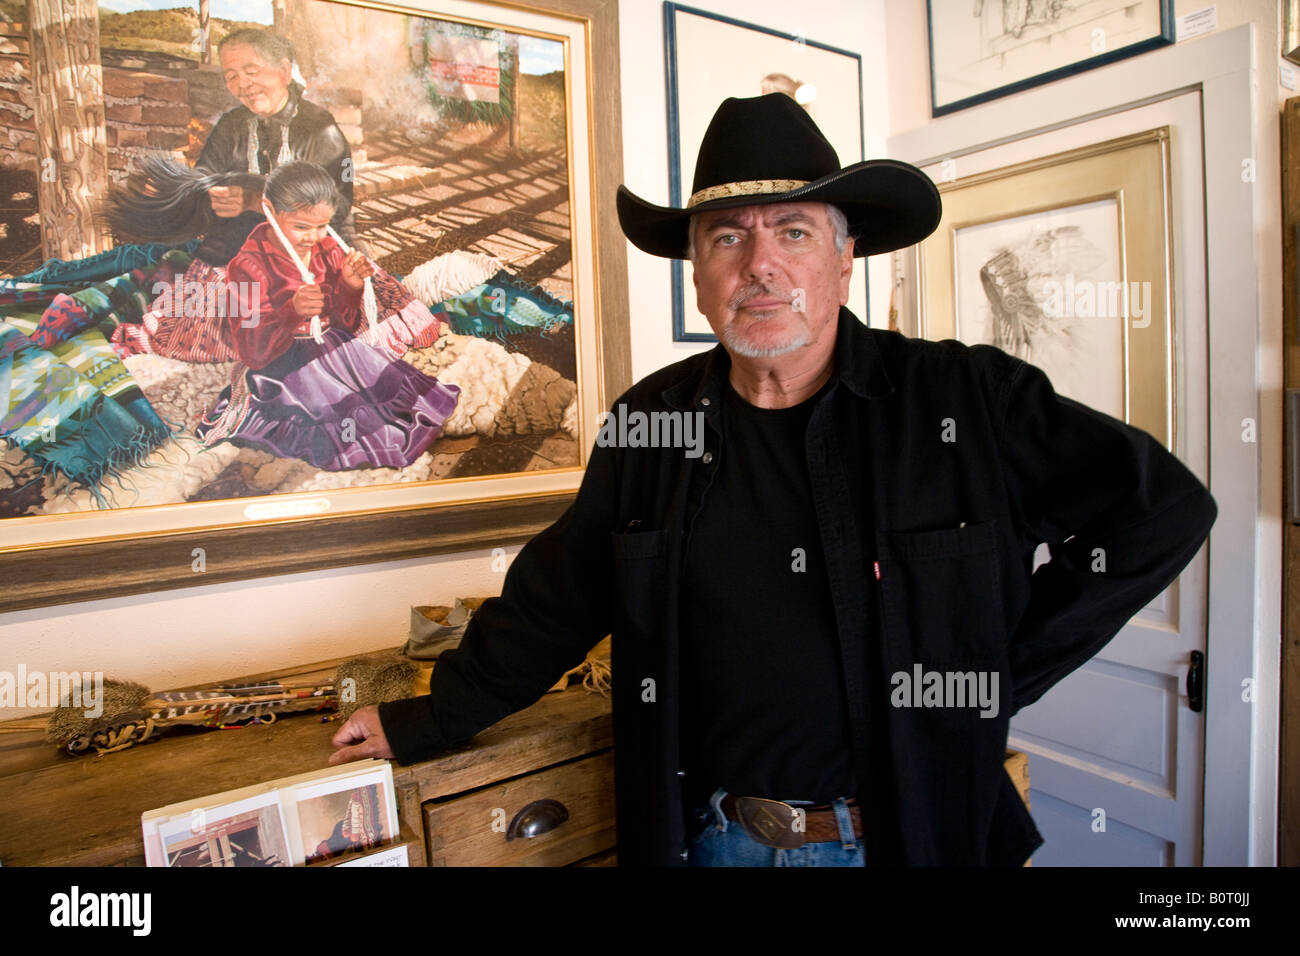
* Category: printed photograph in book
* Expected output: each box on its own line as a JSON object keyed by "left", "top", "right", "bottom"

{"left": 296, "top": 781, "right": 394, "bottom": 863}
{"left": 156, "top": 791, "right": 292, "bottom": 867}
{"left": 0, "top": 0, "right": 580, "bottom": 523}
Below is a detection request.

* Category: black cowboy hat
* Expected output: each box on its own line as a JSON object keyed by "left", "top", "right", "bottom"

{"left": 617, "top": 93, "right": 941, "bottom": 260}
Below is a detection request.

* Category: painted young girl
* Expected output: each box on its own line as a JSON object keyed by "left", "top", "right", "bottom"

{"left": 196, "top": 161, "right": 458, "bottom": 470}
{"left": 105, "top": 154, "right": 445, "bottom": 364}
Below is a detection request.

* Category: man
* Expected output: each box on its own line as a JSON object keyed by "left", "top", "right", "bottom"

{"left": 193, "top": 28, "right": 353, "bottom": 265}
{"left": 331, "top": 94, "right": 1217, "bottom": 866}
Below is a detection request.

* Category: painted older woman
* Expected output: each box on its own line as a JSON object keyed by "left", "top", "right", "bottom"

{"left": 193, "top": 28, "right": 355, "bottom": 266}
{"left": 104, "top": 30, "right": 443, "bottom": 364}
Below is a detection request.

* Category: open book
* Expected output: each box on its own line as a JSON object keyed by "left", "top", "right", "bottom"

{"left": 141, "top": 759, "right": 400, "bottom": 867}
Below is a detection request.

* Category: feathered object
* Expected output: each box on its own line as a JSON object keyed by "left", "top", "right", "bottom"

{"left": 46, "top": 678, "right": 337, "bottom": 756}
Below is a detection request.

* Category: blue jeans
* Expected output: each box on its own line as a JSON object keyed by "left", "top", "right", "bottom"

{"left": 687, "top": 788, "right": 866, "bottom": 867}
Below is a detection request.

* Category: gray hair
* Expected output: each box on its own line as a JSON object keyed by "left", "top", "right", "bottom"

{"left": 219, "top": 28, "right": 294, "bottom": 68}
{"left": 686, "top": 202, "right": 850, "bottom": 262}
{"left": 264, "top": 161, "right": 340, "bottom": 214}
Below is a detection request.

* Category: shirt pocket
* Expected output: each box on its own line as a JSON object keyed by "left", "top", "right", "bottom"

{"left": 875, "top": 520, "right": 1007, "bottom": 667}
{"left": 610, "top": 527, "right": 669, "bottom": 644}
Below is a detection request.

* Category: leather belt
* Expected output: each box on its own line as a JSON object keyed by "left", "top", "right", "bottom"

{"left": 720, "top": 794, "right": 863, "bottom": 848}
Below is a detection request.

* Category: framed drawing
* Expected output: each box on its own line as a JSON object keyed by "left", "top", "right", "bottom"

{"left": 915, "top": 127, "right": 1174, "bottom": 450}
{"left": 927, "top": 0, "right": 1174, "bottom": 116}
{"left": 662, "top": 2, "right": 865, "bottom": 342}
{"left": 0, "top": 0, "right": 629, "bottom": 612}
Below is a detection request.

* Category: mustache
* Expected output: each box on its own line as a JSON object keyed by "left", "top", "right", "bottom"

{"left": 729, "top": 283, "right": 792, "bottom": 311}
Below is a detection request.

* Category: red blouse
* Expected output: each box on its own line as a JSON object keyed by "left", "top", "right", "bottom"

{"left": 225, "top": 221, "right": 364, "bottom": 369}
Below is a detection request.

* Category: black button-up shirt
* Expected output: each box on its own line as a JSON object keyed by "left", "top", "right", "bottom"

{"left": 381, "top": 308, "right": 1217, "bottom": 866}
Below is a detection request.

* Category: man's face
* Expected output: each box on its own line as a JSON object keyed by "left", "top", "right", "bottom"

{"left": 691, "top": 201, "right": 852, "bottom": 359}
{"left": 221, "top": 43, "right": 292, "bottom": 118}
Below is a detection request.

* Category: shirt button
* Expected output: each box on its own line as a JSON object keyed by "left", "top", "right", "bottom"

{"left": 680, "top": 850, "right": 689, "bottom": 861}
{"left": 702, "top": 452, "right": 713, "bottom": 464}
{"left": 700, "top": 397, "right": 711, "bottom": 407}
{"left": 676, "top": 770, "right": 685, "bottom": 777}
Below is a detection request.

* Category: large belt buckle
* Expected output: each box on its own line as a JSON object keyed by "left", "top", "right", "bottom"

{"left": 733, "top": 796, "right": 806, "bottom": 849}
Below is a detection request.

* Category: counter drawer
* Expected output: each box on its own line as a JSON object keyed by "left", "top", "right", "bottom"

{"left": 423, "top": 750, "right": 615, "bottom": 866}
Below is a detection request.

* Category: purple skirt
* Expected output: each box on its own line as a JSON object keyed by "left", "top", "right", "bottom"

{"left": 197, "top": 328, "right": 459, "bottom": 471}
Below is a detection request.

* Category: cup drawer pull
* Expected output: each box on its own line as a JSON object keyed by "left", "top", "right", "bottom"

{"left": 507, "top": 799, "right": 570, "bottom": 840}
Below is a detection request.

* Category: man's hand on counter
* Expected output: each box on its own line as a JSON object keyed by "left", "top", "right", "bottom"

{"left": 329, "top": 704, "right": 395, "bottom": 765}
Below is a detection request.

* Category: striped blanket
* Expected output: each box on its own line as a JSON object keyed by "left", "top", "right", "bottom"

{"left": 0, "top": 246, "right": 178, "bottom": 499}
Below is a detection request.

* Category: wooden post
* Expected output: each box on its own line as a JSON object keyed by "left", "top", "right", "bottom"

{"left": 198, "top": 0, "right": 211, "bottom": 65}
{"left": 508, "top": 34, "right": 519, "bottom": 155}
{"left": 25, "top": 0, "right": 111, "bottom": 262}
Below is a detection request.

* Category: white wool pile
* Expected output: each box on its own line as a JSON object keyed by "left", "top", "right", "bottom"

{"left": 406, "top": 334, "right": 531, "bottom": 438}
{"left": 273, "top": 452, "right": 435, "bottom": 493}
{"left": 41, "top": 435, "right": 240, "bottom": 513}
{"left": 401, "top": 250, "right": 504, "bottom": 305}
{"left": 403, "top": 334, "right": 580, "bottom": 439}
{"left": 123, "top": 353, "right": 234, "bottom": 432}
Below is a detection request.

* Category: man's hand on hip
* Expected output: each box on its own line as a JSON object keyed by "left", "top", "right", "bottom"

{"left": 329, "top": 704, "right": 394, "bottom": 765}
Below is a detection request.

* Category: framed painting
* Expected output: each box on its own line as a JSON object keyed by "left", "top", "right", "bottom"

{"left": 0, "top": 0, "right": 629, "bottom": 612}
{"left": 927, "top": 0, "right": 1174, "bottom": 117}
{"left": 915, "top": 127, "right": 1175, "bottom": 450}
{"left": 1287, "top": 0, "right": 1300, "bottom": 66}
{"left": 662, "top": 2, "right": 865, "bottom": 342}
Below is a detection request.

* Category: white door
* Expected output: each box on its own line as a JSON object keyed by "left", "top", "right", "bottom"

{"left": 1008, "top": 91, "right": 1210, "bottom": 867}
{"left": 917, "top": 90, "right": 1212, "bottom": 865}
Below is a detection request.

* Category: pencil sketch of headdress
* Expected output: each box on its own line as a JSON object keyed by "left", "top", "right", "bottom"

{"left": 977, "top": 224, "right": 1105, "bottom": 361}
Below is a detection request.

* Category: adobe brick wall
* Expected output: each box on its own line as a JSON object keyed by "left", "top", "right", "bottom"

{"left": 0, "top": 23, "right": 195, "bottom": 179}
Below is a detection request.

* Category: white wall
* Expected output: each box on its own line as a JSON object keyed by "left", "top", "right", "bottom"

{"left": 0, "top": 0, "right": 892, "bottom": 716}
{"left": 0, "top": 546, "right": 519, "bottom": 711}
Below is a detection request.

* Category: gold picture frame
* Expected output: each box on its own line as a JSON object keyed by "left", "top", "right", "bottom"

{"left": 1286, "top": 0, "right": 1300, "bottom": 65}
{"left": 0, "top": 0, "right": 629, "bottom": 613}
{"left": 915, "top": 127, "right": 1174, "bottom": 451}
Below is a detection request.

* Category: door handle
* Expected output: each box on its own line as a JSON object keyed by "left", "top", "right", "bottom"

{"left": 506, "top": 799, "right": 569, "bottom": 840}
{"left": 1187, "top": 650, "right": 1205, "bottom": 713}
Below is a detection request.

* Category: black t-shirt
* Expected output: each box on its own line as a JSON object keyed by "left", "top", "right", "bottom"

{"left": 680, "top": 376, "right": 856, "bottom": 808}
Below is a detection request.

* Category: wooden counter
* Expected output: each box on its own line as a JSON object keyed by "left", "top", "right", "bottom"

{"left": 0, "top": 654, "right": 614, "bottom": 867}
